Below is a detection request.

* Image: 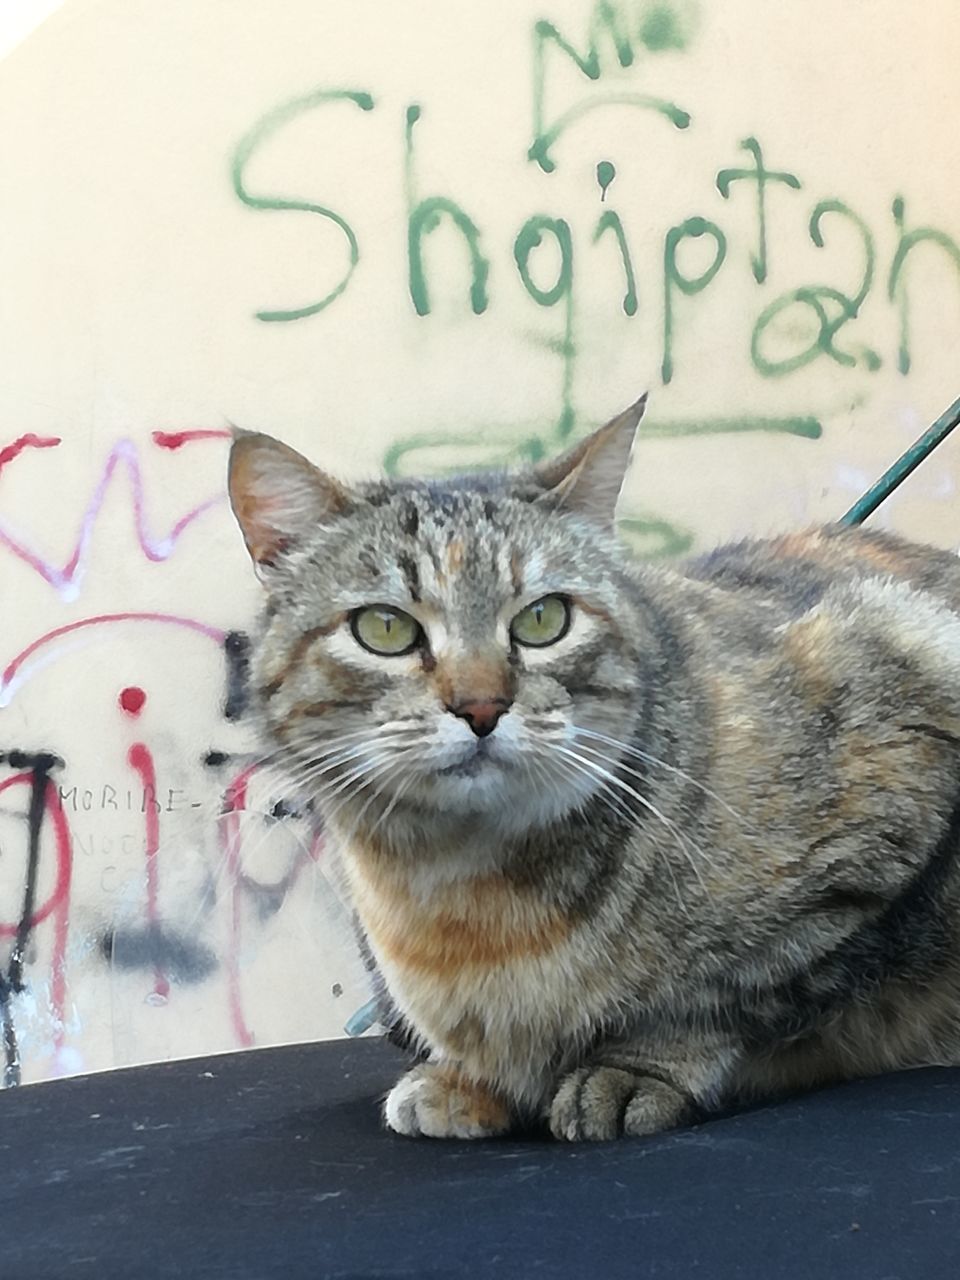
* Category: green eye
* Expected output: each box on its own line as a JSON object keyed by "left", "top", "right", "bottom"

{"left": 351, "top": 606, "right": 422, "bottom": 656}
{"left": 510, "top": 595, "right": 571, "bottom": 648}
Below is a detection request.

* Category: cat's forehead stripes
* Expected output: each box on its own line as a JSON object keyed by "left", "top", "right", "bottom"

{"left": 357, "top": 485, "right": 534, "bottom": 613}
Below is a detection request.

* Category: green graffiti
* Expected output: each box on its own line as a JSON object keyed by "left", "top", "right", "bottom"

{"left": 383, "top": 413, "right": 821, "bottom": 479}
{"left": 529, "top": 3, "right": 690, "bottom": 172}
{"left": 533, "top": 5, "right": 633, "bottom": 81}
{"left": 514, "top": 216, "right": 574, "bottom": 306}
{"left": 642, "top": 415, "right": 822, "bottom": 440}
{"left": 593, "top": 211, "right": 638, "bottom": 315}
{"left": 230, "top": 89, "right": 375, "bottom": 322}
{"left": 383, "top": 429, "right": 548, "bottom": 477}
{"left": 638, "top": 1, "right": 693, "bottom": 52}
{"left": 381, "top": 402, "right": 822, "bottom": 561}
{"left": 405, "top": 105, "right": 490, "bottom": 317}
{"left": 596, "top": 159, "right": 617, "bottom": 200}
{"left": 661, "top": 217, "right": 727, "bottom": 384}
{"left": 716, "top": 136, "right": 801, "bottom": 283}
{"left": 593, "top": 162, "right": 637, "bottom": 314}
{"left": 751, "top": 200, "right": 880, "bottom": 378}
{"left": 514, "top": 216, "right": 576, "bottom": 437}
{"left": 889, "top": 196, "right": 960, "bottom": 375}
{"left": 618, "top": 515, "right": 695, "bottom": 558}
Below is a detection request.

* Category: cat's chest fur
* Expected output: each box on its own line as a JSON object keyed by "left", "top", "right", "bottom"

{"left": 339, "top": 829, "right": 612, "bottom": 1100}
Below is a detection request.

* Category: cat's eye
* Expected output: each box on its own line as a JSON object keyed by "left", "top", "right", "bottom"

{"left": 351, "top": 606, "right": 422, "bottom": 656}
{"left": 510, "top": 595, "right": 571, "bottom": 648}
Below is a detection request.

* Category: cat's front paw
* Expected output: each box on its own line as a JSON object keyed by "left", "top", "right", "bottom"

{"left": 384, "top": 1064, "right": 512, "bottom": 1139}
{"left": 549, "top": 1066, "right": 696, "bottom": 1141}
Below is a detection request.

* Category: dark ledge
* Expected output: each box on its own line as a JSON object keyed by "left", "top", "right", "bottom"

{"left": 0, "top": 1037, "right": 958, "bottom": 1278}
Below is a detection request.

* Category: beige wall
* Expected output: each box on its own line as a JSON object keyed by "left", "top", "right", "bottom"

{"left": 1, "top": 0, "right": 959, "bottom": 1084}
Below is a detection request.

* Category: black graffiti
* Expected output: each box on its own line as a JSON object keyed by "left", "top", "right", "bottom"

{"left": 223, "top": 630, "right": 251, "bottom": 721}
{"left": 101, "top": 925, "right": 218, "bottom": 985}
{"left": 0, "top": 751, "right": 63, "bottom": 1088}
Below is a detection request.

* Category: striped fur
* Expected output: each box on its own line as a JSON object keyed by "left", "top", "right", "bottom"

{"left": 228, "top": 406, "right": 960, "bottom": 1141}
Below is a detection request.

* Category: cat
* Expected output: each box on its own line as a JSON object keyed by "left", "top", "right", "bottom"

{"left": 227, "top": 395, "right": 960, "bottom": 1141}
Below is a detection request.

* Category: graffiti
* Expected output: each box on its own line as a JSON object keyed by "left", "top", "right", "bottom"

{"left": 0, "top": 610, "right": 361, "bottom": 1086}
{"left": 0, "top": 431, "right": 365, "bottom": 1083}
{"left": 232, "top": 94, "right": 960, "bottom": 390}
{"left": 528, "top": 0, "right": 695, "bottom": 173}
{"left": 101, "top": 925, "right": 218, "bottom": 986}
{"left": 0, "top": 433, "right": 61, "bottom": 476}
{"left": 225, "top": 2, "right": 960, "bottom": 540}
{"left": 152, "top": 429, "right": 232, "bottom": 450}
{"left": 231, "top": 88, "right": 375, "bottom": 322}
{"left": 889, "top": 196, "right": 960, "bottom": 376}
{"left": 716, "top": 137, "right": 802, "bottom": 286}
{"left": 0, "top": 613, "right": 226, "bottom": 707}
{"left": 0, "top": 436, "right": 225, "bottom": 601}
{"left": 59, "top": 784, "right": 204, "bottom": 814}
{"left": 0, "top": 753, "right": 72, "bottom": 1087}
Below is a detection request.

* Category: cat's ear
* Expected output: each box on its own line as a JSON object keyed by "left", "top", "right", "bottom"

{"left": 228, "top": 430, "right": 351, "bottom": 580}
{"left": 532, "top": 394, "right": 646, "bottom": 524}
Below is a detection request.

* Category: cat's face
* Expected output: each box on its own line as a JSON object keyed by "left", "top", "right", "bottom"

{"left": 228, "top": 400, "right": 647, "bottom": 833}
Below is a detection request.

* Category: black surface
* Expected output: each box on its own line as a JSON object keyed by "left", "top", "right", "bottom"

{"left": 1, "top": 1038, "right": 958, "bottom": 1279}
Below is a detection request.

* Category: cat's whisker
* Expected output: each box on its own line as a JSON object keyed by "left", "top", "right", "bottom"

{"left": 571, "top": 726, "right": 746, "bottom": 828}
{"left": 569, "top": 742, "right": 721, "bottom": 871}
{"left": 228, "top": 729, "right": 410, "bottom": 801}
{"left": 542, "top": 751, "right": 690, "bottom": 916}
{"left": 362, "top": 764, "right": 421, "bottom": 841}
{"left": 285, "top": 744, "right": 397, "bottom": 792}
{"left": 319, "top": 752, "right": 422, "bottom": 848}
{"left": 278, "top": 732, "right": 415, "bottom": 795}
{"left": 549, "top": 744, "right": 710, "bottom": 894}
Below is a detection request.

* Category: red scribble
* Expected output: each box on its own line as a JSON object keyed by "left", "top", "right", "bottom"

{"left": 119, "top": 686, "right": 147, "bottom": 717}
{"left": 1, "top": 612, "right": 226, "bottom": 706}
{"left": 127, "top": 743, "right": 168, "bottom": 1001}
{"left": 152, "top": 429, "right": 232, "bottom": 450}
{"left": 221, "top": 768, "right": 256, "bottom": 1048}
{"left": 0, "top": 433, "right": 61, "bottom": 475}
{"left": 0, "top": 775, "right": 74, "bottom": 1049}
{"left": 0, "top": 438, "right": 223, "bottom": 598}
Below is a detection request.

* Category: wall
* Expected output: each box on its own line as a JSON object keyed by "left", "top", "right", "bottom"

{"left": 0, "top": 0, "right": 958, "bottom": 1085}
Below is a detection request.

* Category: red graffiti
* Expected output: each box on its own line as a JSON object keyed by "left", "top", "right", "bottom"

{"left": 126, "top": 743, "right": 168, "bottom": 1001}
{"left": 0, "top": 612, "right": 227, "bottom": 707}
{"left": 152, "top": 428, "right": 232, "bottom": 450}
{"left": 0, "top": 433, "right": 61, "bottom": 476}
{"left": 119, "top": 686, "right": 147, "bottom": 717}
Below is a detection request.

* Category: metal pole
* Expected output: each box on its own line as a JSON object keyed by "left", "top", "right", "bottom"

{"left": 839, "top": 393, "right": 960, "bottom": 527}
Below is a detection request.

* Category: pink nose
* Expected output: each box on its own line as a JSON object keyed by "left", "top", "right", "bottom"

{"left": 451, "top": 699, "right": 511, "bottom": 738}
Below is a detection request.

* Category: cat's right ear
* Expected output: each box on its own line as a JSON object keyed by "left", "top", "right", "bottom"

{"left": 531, "top": 394, "right": 647, "bottom": 525}
{"left": 227, "top": 430, "right": 351, "bottom": 582}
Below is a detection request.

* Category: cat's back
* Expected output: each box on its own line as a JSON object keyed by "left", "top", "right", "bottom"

{"left": 683, "top": 524, "right": 960, "bottom": 619}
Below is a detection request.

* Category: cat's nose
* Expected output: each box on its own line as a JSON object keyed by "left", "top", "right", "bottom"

{"left": 450, "top": 699, "right": 511, "bottom": 738}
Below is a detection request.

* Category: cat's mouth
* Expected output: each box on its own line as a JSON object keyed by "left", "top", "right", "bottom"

{"left": 436, "top": 739, "right": 497, "bottom": 778}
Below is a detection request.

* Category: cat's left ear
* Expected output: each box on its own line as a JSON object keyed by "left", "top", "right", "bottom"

{"left": 228, "top": 429, "right": 352, "bottom": 582}
{"left": 531, "top": 394, "right": 646, "bottom": 525}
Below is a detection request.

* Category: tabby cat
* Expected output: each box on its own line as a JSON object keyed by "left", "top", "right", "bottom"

{"left": 228, "top": 396, "right": 960, "bottom": 1141}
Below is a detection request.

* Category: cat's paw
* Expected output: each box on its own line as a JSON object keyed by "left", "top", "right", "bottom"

{"left": 384, "top": 1064, "right": 512, "bottom": 1140}
{"left": 549, "top": 1066, "right": 695, "bottom": 1141}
